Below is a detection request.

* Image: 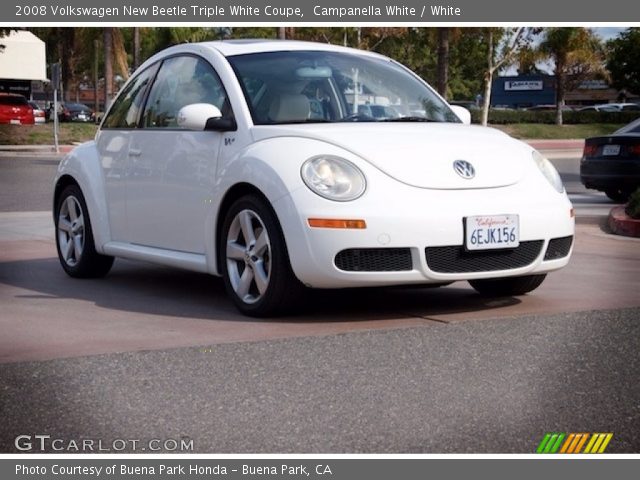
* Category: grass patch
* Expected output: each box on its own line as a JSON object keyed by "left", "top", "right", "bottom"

{"left": 493, "top": 123, "right": 625, "bottom": 140}
{"left": 0, "top": 123, "right": 98, "bottom": 145}
{"left": 0, "top": 121, "right": 627, "bottom": 144}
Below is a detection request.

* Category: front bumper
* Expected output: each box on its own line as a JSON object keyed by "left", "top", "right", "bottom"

{"left": 276, "top": 181, "right": 575, "bottom": 289}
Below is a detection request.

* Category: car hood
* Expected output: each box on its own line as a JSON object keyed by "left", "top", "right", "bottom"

{"left": 251, "top": 123, "right": 530, "bottom": 189}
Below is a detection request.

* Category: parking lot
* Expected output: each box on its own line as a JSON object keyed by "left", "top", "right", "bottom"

{"left": 1, "top": 150, "right": 639, "bottom": 452}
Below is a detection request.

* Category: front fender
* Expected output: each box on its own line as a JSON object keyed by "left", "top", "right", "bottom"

{"left": 211, "top": 136, "right": 362, "bottom": 275}
{"left": 54, "top": 141, "right": 111, "bottom": 253}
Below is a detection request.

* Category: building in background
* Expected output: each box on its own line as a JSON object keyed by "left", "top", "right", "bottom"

{"left": 491, "top": 74, "right": 639, "bottom": 108}
{"left": 0, "top": 31, "right": 48, "bottom": 103}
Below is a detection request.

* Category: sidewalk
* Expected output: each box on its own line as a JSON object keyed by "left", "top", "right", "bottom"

{"left": 0, "top": 145, "right": 75, "bottom": 155}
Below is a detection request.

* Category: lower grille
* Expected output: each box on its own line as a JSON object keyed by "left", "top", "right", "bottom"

{"left": 335, "top": 248, "right": 412, "bottom": 272}
{"left": 425, "top": 241, "right": 544, "bottom": 273}
{"left": 544, "top": 236, "right": 574, "bottom": 260}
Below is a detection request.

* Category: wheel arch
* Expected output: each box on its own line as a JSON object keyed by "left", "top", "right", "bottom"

{"left": 214, "top": 182, "right": 292, "bottom": 276}
{"left": 53, "top": 142, "right": 112, "bottom": 254}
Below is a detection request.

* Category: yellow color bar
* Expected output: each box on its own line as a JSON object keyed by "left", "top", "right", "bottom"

{"left": 597, "top": 433, "right": 613, "bottom": 453}
{"left": 583, "top": 434, "right": 599, "bottom": 453}
{"left": 308, "top": 218, "right": 367, "bottom": 229}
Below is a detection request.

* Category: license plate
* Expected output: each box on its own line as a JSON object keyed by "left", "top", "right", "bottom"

{"left": 10, "top": 119, "right": 20, "bottom": 125}
{"left": 465, "top": 215, "right": 519, "bottom": 251}
{"left": 603, "top": 145, "right": 620, "bottom": 156}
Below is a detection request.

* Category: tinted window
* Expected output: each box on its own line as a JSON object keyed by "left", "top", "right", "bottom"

{"left": 142, "top": 56, "right": 229, "bottom": 129}
{"left": 102, "top": 64, "right": 158, "bottom": 129}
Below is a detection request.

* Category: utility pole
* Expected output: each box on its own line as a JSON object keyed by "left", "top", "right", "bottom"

{"left": 103, "top": 28, "right": 113, "bottom": 111}
{"left": 278, "top": 27, "right": 286, "bottom": 40}
{"left": 94, "top": 39, "right": 99, "bottom": 115}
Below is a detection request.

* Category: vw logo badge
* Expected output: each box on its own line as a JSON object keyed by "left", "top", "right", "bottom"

{"left": 453, "top": 160, "right": 475, "bottom": 179}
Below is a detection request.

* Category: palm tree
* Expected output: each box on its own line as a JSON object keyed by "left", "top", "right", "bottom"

{"left": 539, "top": 28, "right": 606, "bottom": 125}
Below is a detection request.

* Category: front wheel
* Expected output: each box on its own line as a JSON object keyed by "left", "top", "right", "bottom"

{"left": 55, "top": 184, "right": 114, "bottom": 278}
{"left": 469, "top": 274, "right": 547, "bottom": 297}
{"left": 220, "top": 194, "right": 303, "bottom": 317}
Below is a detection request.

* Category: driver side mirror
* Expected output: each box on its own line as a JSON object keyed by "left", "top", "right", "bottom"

{"left": 177, "top": 103, "right": 236, "bottom": 131}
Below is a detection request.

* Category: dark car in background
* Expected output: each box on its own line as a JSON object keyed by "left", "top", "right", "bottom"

{"left": 0, "top": 93, "right": 35, "bottom": 125}
{"left": 60, "top": 103, "right": 95, "bottom": 122}
{"left": 581, "top": 118, "right": 640, "bottom": 201}
{"left": 48, "top": 102, "right": 95, "bottom": 122}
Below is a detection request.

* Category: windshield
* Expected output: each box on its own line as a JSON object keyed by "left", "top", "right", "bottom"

{"left": 227, "top": 50, "right": 459, "bottom": 125}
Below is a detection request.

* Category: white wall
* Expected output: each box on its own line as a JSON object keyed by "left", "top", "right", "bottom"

{"left": 0, "top": 30, "right": 47, "bottom": 81}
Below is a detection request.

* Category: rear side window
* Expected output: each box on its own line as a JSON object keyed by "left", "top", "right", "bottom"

{"left": 102, "top": 64, "right": 158, "bottom": 129}
{"left": 0, "top": 95, "right": 28, "bottom": 106}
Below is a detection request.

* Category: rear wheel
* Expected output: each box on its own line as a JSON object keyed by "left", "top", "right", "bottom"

{"left": 55, "top": 184, "right": 114, "bottom": 278}
{"left": 469, "top": 274, "right": 547, "bottom": 297}
{"left": 220, "top": 194, "right": 303, "bottom": 317}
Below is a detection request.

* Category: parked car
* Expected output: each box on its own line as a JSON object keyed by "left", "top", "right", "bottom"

{"left": 577, "top": 103, "right": 639, "bottom": 112}
{"left": 53, "top": 40, "right": 574, "bottom": 316}
{"left": 580, "top": 118, "right": 640, "bottom": 202}
{"left": 28, "top": 101, "right": 46, "bottom": 124}
{"left": 59, "top": 103, "right": 95, "bottom": 122}
{"left": 526, "top": 104, "right": 574, "bottom": 111}
{"left": 0, "top": 93, "right": 35, "bottom": 125}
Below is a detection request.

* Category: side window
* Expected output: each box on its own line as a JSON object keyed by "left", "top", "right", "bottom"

{"left": 142, "top": 56, "right": 229, "bottom": 129}
{"left": 102, "top": 64, "right": 157, "bottom": 129}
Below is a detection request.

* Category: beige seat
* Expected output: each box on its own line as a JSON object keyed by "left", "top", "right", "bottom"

{"left": 268, "top": 94, "right": 310, "bottom": 123}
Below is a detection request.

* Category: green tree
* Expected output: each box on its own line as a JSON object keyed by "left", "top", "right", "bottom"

{"left": 480, "top": 27, "right": 539, "bottom": 126}
{"left": 539, "top": 28, "right": 606, "bottom": 125}
{"left": 607, "top": 28, "right": 640, "bottom": 96}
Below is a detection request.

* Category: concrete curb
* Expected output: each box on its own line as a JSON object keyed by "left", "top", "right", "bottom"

{"left": 608, "top": 206, "right": 640, "bottom": 238}
{"left": 526, "top": 139, "right": 585, "bottom": 150}
{"left": 0, "top": 145, "right": 74, "bottom": 153}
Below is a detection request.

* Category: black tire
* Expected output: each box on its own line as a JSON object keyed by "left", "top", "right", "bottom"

{"left": 55, "top": 184, "right": 114, "bottom": 278}
{"left": 220, "top": 194, "right": 304, "bottom": 317}
{"left": 469, "top": 274, "right": 547, "bottom": 297}
{"left": 604, "top": 189, "right": 631, "bottom": 203}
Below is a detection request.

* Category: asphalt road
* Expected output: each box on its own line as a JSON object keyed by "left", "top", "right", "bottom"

{"left": 1, "top": 151, "right": 639, "bottom": 453}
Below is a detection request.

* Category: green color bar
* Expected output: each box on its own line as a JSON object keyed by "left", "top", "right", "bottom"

{"left": 544, "top": 434, "right": 559, "bottom": 453}
{"left": 550, "top": 433, "right": 566, "bottom": 453}
{"left": 537, "top": 433, "right": 553, "bottom": 453}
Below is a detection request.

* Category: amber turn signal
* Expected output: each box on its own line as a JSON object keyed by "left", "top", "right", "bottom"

{"left": 308, "top": 218, "right": 367, "bottom": 229}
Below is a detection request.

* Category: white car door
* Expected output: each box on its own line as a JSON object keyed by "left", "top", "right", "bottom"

{"left": 125, "top": 55, "right": 231, "bottom": 254}
{"left": 96, "top": 63, "right": 159, "bottom": 242}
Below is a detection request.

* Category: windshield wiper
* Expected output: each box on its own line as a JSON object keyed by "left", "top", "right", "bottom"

{"left": 380, "top": 116, "right": 439, "bottom": 122}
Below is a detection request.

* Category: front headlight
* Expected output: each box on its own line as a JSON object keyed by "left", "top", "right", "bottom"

{"left": 532, "top": 150, "right": 564, "bottom": 193}
{"left": 301, "top": 155, "right": 366, "bottom": 201}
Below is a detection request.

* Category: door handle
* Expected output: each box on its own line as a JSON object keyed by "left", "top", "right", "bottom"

{"left": 128, "top": 148, "right": 142, "bottom": 157}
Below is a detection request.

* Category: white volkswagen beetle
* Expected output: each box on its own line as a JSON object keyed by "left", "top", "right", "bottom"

{"left": 53, "top": 40, "right": 574, "bottom": 316}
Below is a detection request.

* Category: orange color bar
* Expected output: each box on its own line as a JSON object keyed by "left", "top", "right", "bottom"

{"left": 566, "top": 434, "right": 582, "bottom": 453}
{"left": 560, "top": 434, "right": 576, "bottom": 453}
{"left": 574, "top": 433, "right": 590, "bottom": 453}
{"left": 308, "top": 218, "right": 367, "bottom": 229}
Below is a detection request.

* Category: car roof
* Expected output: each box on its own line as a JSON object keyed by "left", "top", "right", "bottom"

{"left": 146, "top": 39, "right": 388, "bottom": 64}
